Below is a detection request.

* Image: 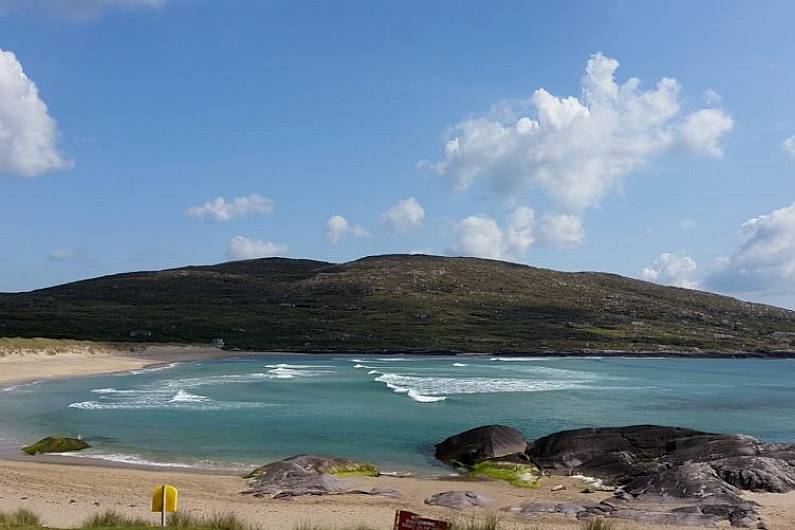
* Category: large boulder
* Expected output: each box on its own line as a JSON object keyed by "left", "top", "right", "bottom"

{"left": 424, "top": 491, "right": 493, "bottom": 510}
{"left": 622, "top": 462, "right": 743, "bottom": 501}
{"left": 711, "top": 456, "right": 795, "bottom": 493}
{"left": 22, "top": 436, "right": 90, "bottom": 455}
{"left": 243, "top": 454, "right": 381, "bottom": 498}
{"left": 435, "top": 425, "right": 528, "bottom": 466}
{"left": 526, "top": 425, "right": 709, "bottom": 471}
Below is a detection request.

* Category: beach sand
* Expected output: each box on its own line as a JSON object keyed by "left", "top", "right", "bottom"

{"left": 0, "top": 344, "right": 246, "bottom": 386}
{"left": 5, "top": 457, "right": 794, "bottom": 530}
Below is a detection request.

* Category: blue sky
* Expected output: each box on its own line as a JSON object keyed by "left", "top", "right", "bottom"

{"left": 1, "top": 0, "right": 795, "bottom": 308}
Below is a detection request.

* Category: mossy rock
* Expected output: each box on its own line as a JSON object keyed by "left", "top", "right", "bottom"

{"left": 467, "top": 460, "right": 539, "bottom": 488}
{"left": 327, "top": 462, "right": 380, "bottom": 477}
{"left": 22, "top": 436, "right": 90, "bottom": 455}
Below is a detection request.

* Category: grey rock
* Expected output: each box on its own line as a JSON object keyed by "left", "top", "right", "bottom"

{"left": 610, "top": 509, "right": 721, "bottom": 527}
{"left": 622, "top": 462, "right": 743, "bottom": 500}
{"left": 503, "top": 501, "right": 598, "bottom": 516}
{"left": 711, "top": 456, "right": 795, "bottom": 493}
{"left": 243, "top": 454, "right": 380, "bottom": 499}
{"left": 424, "top": 491, "right": 493, "bottom": 510}
{"left": 435, "top": 425, "right": 528, "bottom": 466}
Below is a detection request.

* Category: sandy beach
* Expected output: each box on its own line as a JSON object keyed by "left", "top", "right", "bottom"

{"left": 0, "top": 343, "right": 251, "bottom": 386}
{"left": 4, "top": 457, "right": 794, "bottom": 530}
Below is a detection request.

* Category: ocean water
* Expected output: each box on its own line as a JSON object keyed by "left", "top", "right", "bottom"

{"left": 1, "top": 355, "right": 795, "bottom": 474}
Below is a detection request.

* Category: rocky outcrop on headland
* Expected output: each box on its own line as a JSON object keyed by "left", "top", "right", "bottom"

{"left": 436, "top": 424, "right": 795, "bottom": 528}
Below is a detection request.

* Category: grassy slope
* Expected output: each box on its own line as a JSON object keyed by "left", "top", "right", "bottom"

{"left": 1, "top": 254, "right": 795, "bottom": 354}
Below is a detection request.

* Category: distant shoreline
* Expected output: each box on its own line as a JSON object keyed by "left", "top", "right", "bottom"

{"left": 3, "top": 341, "right": 795, "bottom": 387}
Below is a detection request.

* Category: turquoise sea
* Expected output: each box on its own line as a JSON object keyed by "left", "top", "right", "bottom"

{"left": 1, "top": 355, "right": 794, "bottom": 474}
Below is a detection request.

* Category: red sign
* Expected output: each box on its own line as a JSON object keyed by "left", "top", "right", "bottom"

{"left": 394, "top": 511, "right": 449, "bottom": 530}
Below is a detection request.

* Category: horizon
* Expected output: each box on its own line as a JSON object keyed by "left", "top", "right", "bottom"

{"left": 2, "top": 1, "right": 795, "bottom": 308}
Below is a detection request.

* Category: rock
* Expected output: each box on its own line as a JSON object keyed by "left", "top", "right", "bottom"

{"left": 503, "top": 501, "right": 598, "bottom": 516}
{"left": 246, "top": 454, "right": 378, "bottom": 479}
{"left": 243, "top": 454, "right": 381, "bottom": 498}
{"left": 424, "top": 491, "right": 493, "bottom": 510}
{"left": 622, "top": 462, "right": 743, "bottom": 501}
{"left": 435, "top": 425, "right": 528, "bottom": 466}
{"left": 711, "top": 456, "right": 795, "bottom": 493}
{"left": 21, "top": 436, "right": 90, "bottom": 455}
{"left": 526, "top": 425, "right": 708, "bottom": 472}
{"left": 609, "top": 509, "right": 721, "bottom": 527}
{"left": 550, "top": 484, "right": 566, "bottom": 491}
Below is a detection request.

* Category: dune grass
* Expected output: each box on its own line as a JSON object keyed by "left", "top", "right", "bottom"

{"left": 0, "top": 509, "right": 42, "bottom": 529}
{"left": 449, "top": 513, "right": 498, "bottom": 530}
{"left": 467, "top": 461, "right": 539, "bottom": 489}
{"left": 580, "top": 519, "right": 614, "bottom": 530}
{"left": 81, "top": 511, "right": 152, "bottom": 529}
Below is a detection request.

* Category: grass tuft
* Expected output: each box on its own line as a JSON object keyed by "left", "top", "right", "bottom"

{"left": 0, "top": 509, "right": 42, "bottom": 528}
{"left": 449, "top": 513, "right": 499, "bottom": 530}
{"left": 467, "top": 461, "right": 539, "bottom": 489}
{"left": 81, "top": 510, "right": 151, "bottom": 529}
{"left": 581, "top": 519, "right": 615, "bottom": 530}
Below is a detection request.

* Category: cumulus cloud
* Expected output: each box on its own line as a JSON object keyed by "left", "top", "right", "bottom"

{"left": 226, "top": 236, "right": 287, "bottom": 260}
{"left": 783, "top": 136, "right": 795, "bottom": 164}
{"left": 325, "top": 215, "right": 370, "bottom": 244}
{"left": 0, "top": 49, "right": 69, "bottom": 177}
{"left": 187, "top": 194, "right": 274, "bottom": 222}
{"left": 642, "top": 252, "right": 700, "bottom": 289}
{"left": 0, "top": 0, "right": 167, "bottom": 18}
{"left": 424, "top": 53, "right": 733, "bottom": 212}
{"left": 537, "top": 213, "right": 585, "bottom": 248}
{"left": 379, "top": 197, "right": 425, "bottom": 234}
{"left": 451, "top": 207, "right": 536, "bottom": 261}
{"left": 706, "top": 201, "right": 795, "bottom": 294}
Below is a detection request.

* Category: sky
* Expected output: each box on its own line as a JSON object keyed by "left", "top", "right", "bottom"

{"left": 1, "top": 1, "right": 795, "bottom": 309}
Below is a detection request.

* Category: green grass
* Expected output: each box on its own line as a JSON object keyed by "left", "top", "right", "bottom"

{"left": 449, "top": 513, "right": 498, "bottom": 530}
{"left": 581, "top": 519, "right": 615, "bottom": 530}
{"left": 81, "top": 511, "right": 151, "bottom": 529}
{"left": 0, "top": 509, "right": 42, "bottom": 529}
{"left": 467, "top": 461, "right": 539, "bottom": 488}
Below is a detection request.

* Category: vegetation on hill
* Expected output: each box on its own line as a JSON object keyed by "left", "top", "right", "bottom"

{"left": 1, "top": 254, "right": 795, "bottom": 355}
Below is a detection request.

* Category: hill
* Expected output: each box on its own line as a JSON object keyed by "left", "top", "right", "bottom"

{"left": 1, "top": 254, "right": 795, "bottom": 355}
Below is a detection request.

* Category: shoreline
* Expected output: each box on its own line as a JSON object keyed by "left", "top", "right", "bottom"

{"left": 2, "top": 340, "right": 795, "bottom": 389}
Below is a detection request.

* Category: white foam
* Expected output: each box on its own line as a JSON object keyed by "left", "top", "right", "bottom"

{"left": 169, "top": 390, "right": 209, "bottom": 403}
{"left": 367, "top": 370, "right": 380, "bottom": 375}
{"left": 373, "top": 372, "right": 598, "bottom": 396}
{"left": 1, "top": 380, "right": 42, "bottom": 392}
{"left": 452, "top": 363, "right": 468, "bottom": 367}
{"left": 407, "top": 389, "right": 446, "bottom": 403}
{"left": 376, "top": 358, "right": 415, "bottom": 362}
{"left": 490, "top": 357, "right": 556, "bottom": 362}
{"left": 265, "top": 367, "right": 334, "bottom": 379}
{"left": 126, "top": 363, "right": 180, "bottom": 375}
{"left": 265, "top": 364, "right": 334, "bottom": 369}
{"left": 353, "top": 364, "right": 366, "bottom": 369}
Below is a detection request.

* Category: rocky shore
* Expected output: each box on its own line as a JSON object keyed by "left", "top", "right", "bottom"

{"left": 229, "top": 424, "right": 795, "bottom": 528}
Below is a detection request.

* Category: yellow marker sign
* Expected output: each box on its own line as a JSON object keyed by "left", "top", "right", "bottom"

{"left": 151, "top": 484, "right": 178, "bottom": 514}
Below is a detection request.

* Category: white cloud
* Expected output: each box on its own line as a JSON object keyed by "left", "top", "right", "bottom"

{"left": 0, "top": 49, "right": 69, "bottom": 177}
{"left": 0, "top": 0, "right": 167, "bottom": 18}
{"left": 783, "top": 136, "right": 795, "bottom": 164}
{"left": 379, "top": 197, "right": 425, "bottom": 234}
{"left": 642, "top": 252, "right": 700, "bottom": 289}
{"left": 187, "top": 194, "right": 274, "bottom": 222}
{"left": 325, "top": 215, "right": 370, "bottom": 244}
{"left": 452, "top": 215, "right": 506, "bottom": 260}
{"left": 706, "top": 201, "right": 795, "bottom": 294}
{"left": 425, "top": 53, "right": 733, "bottom": 212}
{"left": 226, "top": 236, "right": 287, "bottom": 260}
{"left": 451, "top": 206, "right": 537, "bottom": 261}
{"left": 537, "top": 213, "right": 585, "bottom": 248}
{"left": 48, "top": 247, "right": 84, "bottom": 261}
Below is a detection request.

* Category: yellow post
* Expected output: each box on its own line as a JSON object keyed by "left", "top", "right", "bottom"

{"left": 151, "top": 485, "right": 178, "bottom": 527}
{"left": 161, "top": 485, "right": 166, "bottom": 527}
